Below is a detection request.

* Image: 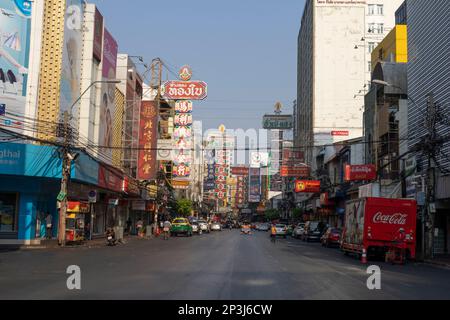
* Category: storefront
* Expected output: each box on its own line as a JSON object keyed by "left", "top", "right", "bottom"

{"left": 0, "top": 143, "right": 99, "bottom": 245}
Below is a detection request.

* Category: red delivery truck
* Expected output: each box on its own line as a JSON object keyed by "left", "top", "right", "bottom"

{"left": 341, "top": 197, "right": 417, "bottom": 262}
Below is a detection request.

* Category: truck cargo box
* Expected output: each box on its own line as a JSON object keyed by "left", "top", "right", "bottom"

{"left": 341, "top": 197, "right": 417, "bottom": 260}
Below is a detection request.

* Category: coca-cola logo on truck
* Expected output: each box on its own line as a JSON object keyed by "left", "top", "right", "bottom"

{"left": 372, "top": 212, "right": 408, "bottom": 225}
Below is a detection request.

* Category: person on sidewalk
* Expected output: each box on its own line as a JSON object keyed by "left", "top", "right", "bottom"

{"left": 163, "top": 219, "right": 172, "bottom": 240}
{"left": 136, "top": 219, "right": 143, "bottom": 237}
{"left": 45, "top": 212, "right": 53, "bottom": 240}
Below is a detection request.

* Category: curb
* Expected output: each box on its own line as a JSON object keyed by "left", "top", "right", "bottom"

{"left": 422, "top": 260, "right": 450, "bottom": 269}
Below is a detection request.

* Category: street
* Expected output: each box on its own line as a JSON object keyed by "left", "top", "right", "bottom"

{"left": 1, "top": 231, "right": 450, "bottom": 300}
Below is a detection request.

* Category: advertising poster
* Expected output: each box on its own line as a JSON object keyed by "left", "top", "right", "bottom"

{"left": 0, "top": 0, "right": 32, "bottom": 131}
{"left": 137, "top": 101, "right": 158, "bottom": 180}
{"left": 249, "top": 168, "right": 261, "bottom": 203}
{"left": 93, "top": 7, "right": 103, "bottom": 62}
{"left": 98, "top": 28, "right": 118, "bottom": 164}
{"left": 59, "top": 0, "right": 84, "bottom": 130}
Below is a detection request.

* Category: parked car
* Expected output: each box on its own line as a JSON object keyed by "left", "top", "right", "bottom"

{"left": 170, "top": 218, "right": 193, "bottom": 237}
{"left": 197, "top": 220, "right": 210, "bottom": 233}
{"left": 302, "top": 221, "right": 324, "bottom": 242}
{"left": 211, "top": 222, "right": 222, "bottom": 231}
{"left": 274, "top": 224, "right": 288, "bottom": 238}
{"left": 321, "top": 227, "right": 342, "bottom": 247}
{"left": 292, "top": 223, "right": 305, "bottom": 239}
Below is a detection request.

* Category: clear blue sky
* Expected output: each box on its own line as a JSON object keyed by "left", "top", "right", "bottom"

{"left": 92, "top": 0, "right": 305, "bottom": 131}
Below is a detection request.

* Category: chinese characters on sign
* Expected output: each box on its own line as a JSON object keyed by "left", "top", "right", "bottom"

{"left": 137, "top": 101, "right": 158, "bottom": 180}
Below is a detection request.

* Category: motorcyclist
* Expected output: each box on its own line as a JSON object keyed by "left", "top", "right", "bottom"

{"left": 106, "top": 228, "right": 116, "bottom": 246}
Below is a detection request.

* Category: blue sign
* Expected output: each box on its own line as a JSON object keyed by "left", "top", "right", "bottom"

{"left": 0, "top": 104, "right": 5, "bottom": 115}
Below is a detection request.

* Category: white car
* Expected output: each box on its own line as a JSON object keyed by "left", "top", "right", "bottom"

{"left": 292, "top": 223, "right": 305, "bottom": 238}
{"left": 210, "top": 222, "right": 222, "bottom": 231}
{"left": 197, "top": 220, "right": 210, "bottom": 233}
{"left": 257, "top": 223, "right": 270, "bottom": 231}
{"left": 191, "top": 223, "right": 200, "bottom": 234}
{"left": 275, "top": 224, "right": 288, "bottom": 238}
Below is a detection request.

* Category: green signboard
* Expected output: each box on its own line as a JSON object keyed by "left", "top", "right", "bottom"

{"left": 263, "top": 115, "right": 293, "bottom": 130}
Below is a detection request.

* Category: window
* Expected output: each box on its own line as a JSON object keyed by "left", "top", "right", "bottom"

{"left": 368, "top": 23, "right": 375, "bottom": 33}
{"left": 0, "top": 193, "right": 17, "bottom": 232}
{"left": 368, "top": 4, "right": 375, "bottom": 15}
{"left": 368, "top": 61, "right": 372, "bottom": 72}
{"left": 377, "top": 23, "right": 384, "bottom": 34}
{"left": 368, "top": 42, "right": 376, "bottom": 53}
{"left": 377, "top": 5, "right": 384, "bottom": 15}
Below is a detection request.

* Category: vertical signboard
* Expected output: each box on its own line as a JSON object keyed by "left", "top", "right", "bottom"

{"left": 0, "top": 0, "right": 32, "bottom": 131}
{"left": 249, "top": 168, "right": 261, "bottom": 203}
{"left": 93, "top": 7, "right": 103, "bottom": 62}
{"left": 137, "top": 101, "right": 158, "bottom": 180}
{"left": 98, "top": 28, "right": 118, "bottom": 164}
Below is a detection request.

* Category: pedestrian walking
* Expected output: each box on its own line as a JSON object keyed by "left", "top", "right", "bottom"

{"left": 126, "top": 218, "right": 132, "bottom": 235}
{"left": 45, "top": 212, "right": 53, "bottom": 239}
{"left": 136, "top": 219, "right": 143, "bottom": 237}
{"left": 270, "top": 224, "right": 277, "bottom": 243}
{"left": 163, "top": 219, "right": 172, "bottom": 240}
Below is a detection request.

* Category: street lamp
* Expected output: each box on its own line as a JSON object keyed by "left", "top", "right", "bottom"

{"left": 57, "top": 79, "right": 122, "bottom": 247}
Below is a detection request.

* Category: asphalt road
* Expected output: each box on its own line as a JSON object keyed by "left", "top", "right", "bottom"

{"left": 1, "top": 229, "right": 450, "bottom": 300}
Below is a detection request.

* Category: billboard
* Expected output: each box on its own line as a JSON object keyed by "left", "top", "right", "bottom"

{"left": 280, "top": 165, "right": 310, "bottom": 178}
{"left": 294, "top": 180, "right": 321, "bottom": 193}
{"left": 250, "top": 152, "right": 269, "bottom": 168}
{"left": 344, "top": 164, "right": 377, "bottom": 181}
{"left": 60, "top": 0, "right": 84, "bottom": 131}
{"left": 93, "top": 7, "right": 103, "bottom": 62}
{"left": 137, "top": 101, "right": 158, "bottom": 180}
{"left": 98, "top": 28, "right": 118, "bottom": 164}
{"left": 161, "top": 81, "right": 207, "bottom": 100}
{"left": 263, "top": 115, "right": 293, "bottom": 130}
{"left": 249, "top": 168, "right": 261, "bottom": 203}
{"left": 231, "top": 166, "right": 250, "bottom": 176}
{"left": 0, "top": 0, "right": 32, "bottom": 131}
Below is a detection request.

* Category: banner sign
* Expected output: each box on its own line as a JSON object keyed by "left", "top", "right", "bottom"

{"left": 161, "top": 81, "right": 207, "bottom": 100}
{"left": 174, "top": 114, "right": 193, "bottom": 126}
{"left": 282, "top": 149, "right": 305, "bottom": 164}
{"left": 263, "top": 115, "right": 294, "bottom": 130}
{"left": 172, "top": 179, "right": 190, "bottom": 189}
{"left": 231, "top": 166, "right": 250, "bottom": 176}
{"left": 137, "top": 101, "right": 158, "bottom": 180}
{"left": 249, "top": 168, "right": 261, "bottom": 203}
{"left": 280, "top": 165, "right": 310, "bottom": 178}
{"left": 157, "top": 139, "right": 173, "bottom": 161}
{"left": 175, "top": 100, "right": 193, "bottom": 113}
{"left": 250, "top": 152, "right": 269, "bottom": 168}
{"left": 344, "top": 164, "right": 377, "bottom": 181}
{"left": 331, "top": 130, "right": 349, "bottom": 136}
{"left": 294, "top": 180, "right": 321, "bottom": 193}
{"left": 93, "top": 7, "right": 103, "bottom": 61}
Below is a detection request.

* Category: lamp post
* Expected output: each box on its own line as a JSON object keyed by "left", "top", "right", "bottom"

{"left": 57, "top": 80, "right": 121, "bottom": 247}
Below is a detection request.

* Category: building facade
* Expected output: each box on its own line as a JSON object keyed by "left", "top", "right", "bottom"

{"left": 296, "top": 0, "right": 403, "bottom": 169}
{"left": 407, "top": 0, "right": 450, "bottom": 257}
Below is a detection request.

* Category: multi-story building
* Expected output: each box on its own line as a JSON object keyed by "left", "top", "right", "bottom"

{"left": 296, "top": 0, "right": 403, "bottom": 169}
{"left": 407, "top": 0, "right": 450, "bottom": 257}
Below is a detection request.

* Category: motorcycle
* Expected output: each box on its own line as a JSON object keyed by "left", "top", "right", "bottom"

{"left": 106, "top": 228, "right": 117, "bottom": 246}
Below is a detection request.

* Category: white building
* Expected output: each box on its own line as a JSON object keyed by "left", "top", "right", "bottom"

{"left": 296, "top": 0, "right": 404, "bottom": 169}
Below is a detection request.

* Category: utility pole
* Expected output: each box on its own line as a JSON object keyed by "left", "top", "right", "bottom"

{"left": 58, "top": 111, "right": 70, "bottom": 246}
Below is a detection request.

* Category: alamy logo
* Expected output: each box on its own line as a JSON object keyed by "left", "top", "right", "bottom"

{"left": 66, "top": 5, "right": 82, "bottom": 30}
{"left": 66, "top": 265, "right": 81, "bottom": 290}
{"left": 366, "top": 265, "right": 381, "bottom": 290}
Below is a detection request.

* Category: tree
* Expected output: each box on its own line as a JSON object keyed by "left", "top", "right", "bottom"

{"left": 292, "top": 208, "right": 303, "bottom": 220}
{"left": 265, "top": 209, "right": 280, "bottom": 222}
{"left": 176, "top": 199, "right": 193, "bottom": 217}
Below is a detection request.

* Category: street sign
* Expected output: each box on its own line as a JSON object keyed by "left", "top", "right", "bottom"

{"left": 88, "top": 190, "right": 97, "bottom": 203}
{"left": 0, "top": 104, "right": 5, "bottom": 116}
{"left": 161, "top": 81, "right": 207, "bottom": 100}
{"left": 263, "top": 115, "right": 293, "bottom": 130}
{"left": 57, "top": 191, "right": 67, "bottom": 202}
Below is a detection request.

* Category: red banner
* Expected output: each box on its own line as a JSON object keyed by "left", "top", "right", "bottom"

{"left": 295, "top": 180, "right": 321, "bottom": 193}
{"left": 137, "top": 101, "right": 158, "bottom": 180}
{"left": 161, "top": 81, "right": 207, "bottom": 100}
{"left": 98, "top": 165, "right": 123, "bottom": 192}
{"left": 231, "top": 166, "right": 250, "bottom": 176}
{"left": 344, "top": 164, "right": 377, "bottom": 181}
{"left": 281, "top": 166, "right": 310, "bottom": 177}
{"left": 282, "top": 149, "right": 305, "bottom": 164}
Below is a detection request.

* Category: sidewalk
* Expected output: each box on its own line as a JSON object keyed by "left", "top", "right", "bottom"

{"left": 0, "top": 235, "right": 150, "bottom": 252}
{"left": 423, "top": 256, "right": 450, "bottom": 269}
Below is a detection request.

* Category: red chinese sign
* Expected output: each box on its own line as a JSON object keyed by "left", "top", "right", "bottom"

{"left": 137, "top": 101, "right": 158, "bottom": 180}
{"left": 280, "top": 166, "right": 310, "bottom": 177}
{"left": 344, "top": 164, "right": 377, "bottom": 181}
{"left": 175, "top": 100, "right": 193, "bottom": 113}
{"left": 98, "top": 165, "right": 123, "bottom": 192}
{"left": 331, "top": 131, "right": 349, "bottom": 136}
{"left": 282, "top": 149, "right": 305, "bottom": 164}
{"left": 174, "top": 114, "right": 193, "bottom": 126}
{"left": 231, "top": 166, "right": 250, "bottom": 176}
{"left": 161, "top": 81, "right": 207, "bottom": 100}
{"left": 295, "top": 180, "right": 321, "bottom": 193}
